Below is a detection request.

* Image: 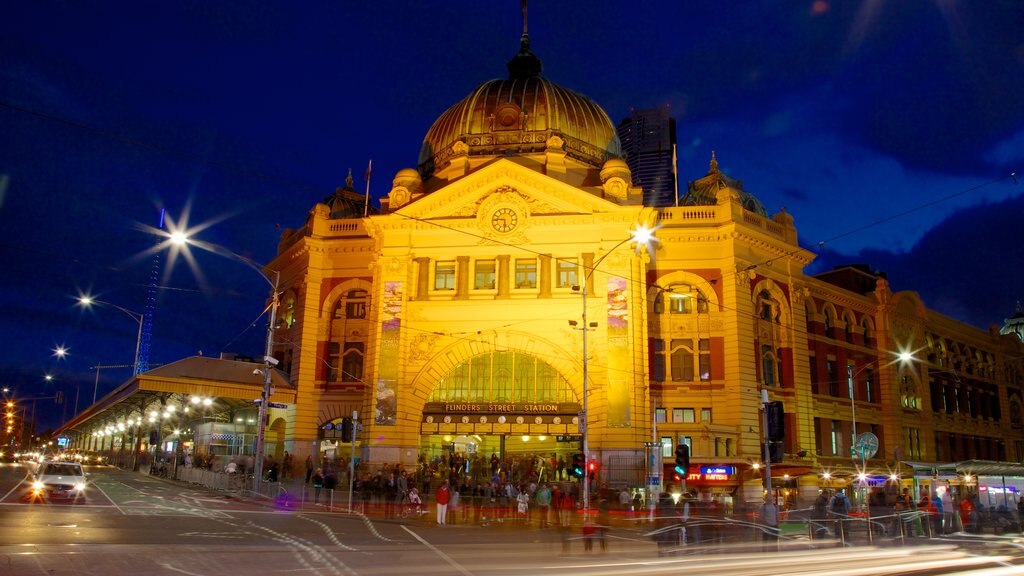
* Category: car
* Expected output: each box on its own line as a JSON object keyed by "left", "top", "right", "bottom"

{"left": 31, "top": 460, "right": 87, "bottom": 500}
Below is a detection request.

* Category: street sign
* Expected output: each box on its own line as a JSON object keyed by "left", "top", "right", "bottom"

{"left": 853, "top": 432, "right": 879, "bottom": 459}
{"left": 268, "top": 402, "right": 288, "bottom": 409}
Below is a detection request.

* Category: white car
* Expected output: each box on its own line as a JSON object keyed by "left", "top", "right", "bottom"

{"left": 31, "top": 460, "right": 87, "bottom": 500}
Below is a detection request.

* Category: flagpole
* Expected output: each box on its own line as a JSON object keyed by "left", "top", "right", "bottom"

{"left": 363, "top": 159, "right": 372, "bottom": 217}
{"left": 672, "top": 143, "right": 679, "bottom": 207}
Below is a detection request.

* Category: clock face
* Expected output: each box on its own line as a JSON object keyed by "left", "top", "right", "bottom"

{"left": 490, "top": 207, "right": 518, "bottom": 233}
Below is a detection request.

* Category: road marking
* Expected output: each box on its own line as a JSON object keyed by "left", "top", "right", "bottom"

{"left": 88, "top": 480, "right": 127, "bottom": 515}
{"left": 401, "top": 525, "right": 474, "bottom": 576}
{"left": 0, "top": 471, "right": 34, "bottom": 502}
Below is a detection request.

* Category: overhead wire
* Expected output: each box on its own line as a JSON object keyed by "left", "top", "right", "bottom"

{"left": 4, "top": 99, "right": 1016, "bottom": 389}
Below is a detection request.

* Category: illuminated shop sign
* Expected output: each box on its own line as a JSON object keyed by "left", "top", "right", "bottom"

{"left": 700, "top": 466, "right": 735, "bottom": 475}
{"left": 669, "top": 465, "right": 735, "bottom": 482}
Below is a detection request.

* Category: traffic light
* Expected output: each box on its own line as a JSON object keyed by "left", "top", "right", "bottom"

{"left": 766, "top": 401, "right": 785, "bottom": 441}
{"left": 674, "top": 443, "right": 690, "bottom": 475}
{"left": 571, "top": 453, "right": 585, "bottom": 478}
{"left": 587, "top": 459, "right": 598, "bottom": 475}
{"left": 340, "top": 417, "right": 353, "bottom": 443}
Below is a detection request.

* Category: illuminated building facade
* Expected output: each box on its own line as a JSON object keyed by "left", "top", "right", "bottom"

{"left": 265, "top": 35, "right": 1024, "bottom": 507}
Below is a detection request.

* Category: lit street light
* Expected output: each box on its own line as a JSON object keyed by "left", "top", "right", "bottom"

{"left": 570, "top": 224, "right": 655, "bottom": 514}
{"left": 168, "top": 230, "right": 280, "bottom": 496}
{"left": 77, "top": 296, "right": 145, "bottom": 379}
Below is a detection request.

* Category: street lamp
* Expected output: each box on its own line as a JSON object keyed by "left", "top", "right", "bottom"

{"left": 569, "top": 224, "right": 655, "bottom": 514}
{"left": 169, "top": 231, "right": 280, "bottom": 496}
{"left": 77, "top": 296, "right": 145, "bottom": 377}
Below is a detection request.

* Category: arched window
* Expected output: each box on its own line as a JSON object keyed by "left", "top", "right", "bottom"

{"left": 428, "top": 351, "right": 576, "bottom": 404}
{"left": 327, "top": 288, "right": 371, "bottom": 382}
{"left": 664, "top": 284, "right": 708, "bottom": 314}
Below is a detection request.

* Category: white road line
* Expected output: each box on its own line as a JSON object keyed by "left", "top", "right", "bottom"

{"left": 89, "top": 480, "right": 127, "bottom": 515}
{"left": 0, "top": 472, "right": 32, "bottom": 502}
{"left": 401, "top": 525, "right": 474, "bottom": 576}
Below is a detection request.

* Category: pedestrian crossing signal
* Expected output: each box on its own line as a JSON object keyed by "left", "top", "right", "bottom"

{"left": 674, "top": 444, "right": 690, "bottom": 475}
{"left": 571, "top": 453, "right": 585, "bottom": 478}
{"left": 340, "top": 417, "right": 353, "bottom": 442}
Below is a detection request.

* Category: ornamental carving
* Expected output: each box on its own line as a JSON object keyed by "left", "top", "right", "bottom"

{"left": 408, "top": 333, "right": 438, "bottom": 364}
{"left": 389, "top": 186, "right": 410, "bottom": 209}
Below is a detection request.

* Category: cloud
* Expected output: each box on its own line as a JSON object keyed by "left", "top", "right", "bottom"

{"left": 809, "top": 194, "right": 1024, "bottom": 329}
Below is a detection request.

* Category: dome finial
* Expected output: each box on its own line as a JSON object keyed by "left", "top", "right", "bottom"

{"left": 507, "top": 0, "right": 542, "bottom": 79}
{"left": 345, "top": 168, "right": 354, "bottom": 190}
{"left": 709, "top": 151, "right": 719, "bottom": 173}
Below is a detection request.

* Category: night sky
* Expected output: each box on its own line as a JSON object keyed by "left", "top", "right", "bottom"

{"left": 2, "top": 1, "right": 1022, "bottom": 433}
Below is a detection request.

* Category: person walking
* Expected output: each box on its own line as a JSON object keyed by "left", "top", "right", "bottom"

{"left": 536, "top": 483, "right": 552, "bottom": 528}
{"left": 436, "top": 480, "right": 451, "bottom": 525}
{"left": 312, "top": 468, "right": 324, "bottom": 504}
{"left": 305, "top": 454, "right": 314, "bottom": 484}
{"left": 760, "top": 497, "right": 780, "bottom": 552}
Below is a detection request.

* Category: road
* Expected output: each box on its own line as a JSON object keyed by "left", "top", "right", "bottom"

{"left": 1, "top": 462, "right": 1024, "bottom": 576}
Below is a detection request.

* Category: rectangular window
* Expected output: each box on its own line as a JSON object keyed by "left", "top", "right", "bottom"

{"left": 830, "top": 420, "right": 841, "bottom": 456}
{"left": 556, "top": 258, "right": 578, "bottom": 288}
{"left": 327, "top": 342, "right": 341, "bottom": 381}
{"left": 474, "top": 260, "right": 496, "bottom": 290}
{"left": 699, "top": 339, "right": 711, "bottom": 381}
{"left": 672, "top": 408, "right": 684, "bottom": 423}
{"left": 866, "top": 368, "right": 874, "bottom": 403}
{"left": 847, "top": 364, "right": 855, "bottom": 400}
{"left": 514, "top": 259, "right": 537, "bottom": 289}
{"left": 679, "top": 435, "right": 692, "bottom": 456}
{"left": 761, "top": 344, "right": 775, "bottom": 386}
{"left": 700, "top": 408, "right": 712, "bottom": 422}
{"left": 661, "top": 436, "right": 673, "bottom": 458}
{"left": 681, "top": 408, "right": 695, "bottom": 423}
{"left": 650, "top": 339, "right": 666, "bottom": 381}
{"left": 434, "top": 261, "right": 456, "bottom": 290}
{"left": 654, "top": 407, "right": 666, "bottom": 424}
{"left": 346, "top": 301, "right": 366, "bottom": 319}
{"left": 827, "top": 360, "right": 837, "bottom": 396}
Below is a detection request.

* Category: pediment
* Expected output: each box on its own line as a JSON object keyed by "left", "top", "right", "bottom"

{"left": 393, "top": 159, "right": 620, "bottom": 222}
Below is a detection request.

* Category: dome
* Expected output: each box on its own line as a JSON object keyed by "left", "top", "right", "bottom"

{"left": 1001, "top": 302, "right": 1024, "bottom": 342}
{"left": 418, "top": 35, "right": 620, "bottom": 178}
{"left": 680, "top": 152, "right": 769, "bottom": 217}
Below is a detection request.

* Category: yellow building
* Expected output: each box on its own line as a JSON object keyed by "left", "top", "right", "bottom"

{"left": 265, "top": 34, "right": 1024, "bottom": 508}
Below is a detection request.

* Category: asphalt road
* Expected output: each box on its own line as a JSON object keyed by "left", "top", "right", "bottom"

{"left": 2, "top": 462, "right": 1024, "bottom": 576}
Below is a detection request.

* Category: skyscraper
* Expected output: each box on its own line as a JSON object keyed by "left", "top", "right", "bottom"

{"left": 617, "top": 107, "right": 677, "bottom": 207}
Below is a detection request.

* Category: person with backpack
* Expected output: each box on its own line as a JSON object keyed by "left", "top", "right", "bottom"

{"left": 830, "top": 489, "right": 851, "bottom": 541}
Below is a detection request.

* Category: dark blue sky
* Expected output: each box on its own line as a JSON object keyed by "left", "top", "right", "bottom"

{"left": 2, "top": 1, "right": 1022, "bottom": 432}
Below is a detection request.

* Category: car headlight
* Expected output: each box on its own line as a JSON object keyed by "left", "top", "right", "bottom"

{"left": 74, "top": 482, "right": 86, "bottom": 492}
{"left": 32, "top": 481, "right": 44, "bottom": 490}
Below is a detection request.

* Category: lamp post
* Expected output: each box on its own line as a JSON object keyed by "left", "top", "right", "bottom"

{"left": 168, "top": 231, "right": 280, "bottom": 496}
{"left": 846, "top": 351, "right": 914, "bottom": 511}
{"left": 570, "top": 224, "right": 654, "bottom": 514}
{"left": 78, "top": 297, "right": 145, "bottom": 377}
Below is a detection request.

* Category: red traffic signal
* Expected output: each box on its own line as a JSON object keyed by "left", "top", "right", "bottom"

{"left": 587, "top": 459, "right": 598, "bottom": 472}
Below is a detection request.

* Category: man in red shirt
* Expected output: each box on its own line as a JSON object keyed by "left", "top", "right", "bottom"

{"left": 436, "top": 480, "right": 451, "bottom": 525}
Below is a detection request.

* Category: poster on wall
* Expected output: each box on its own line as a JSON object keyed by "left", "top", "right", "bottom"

{"left": 606, "top": 276, "right": 631, "bottom": 426}
{"left": 376, "top": 280, "right": 403, "bottom": 425}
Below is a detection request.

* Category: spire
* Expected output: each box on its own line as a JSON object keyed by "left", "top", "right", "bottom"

{"left": 345, "top": 168, "right": 354, "bottom": 190}
{"left": 709, "top": 151, "right": 719, "bottom": 174}
{"left": 507, "top": 0, "right": 542, "bottom": 80}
